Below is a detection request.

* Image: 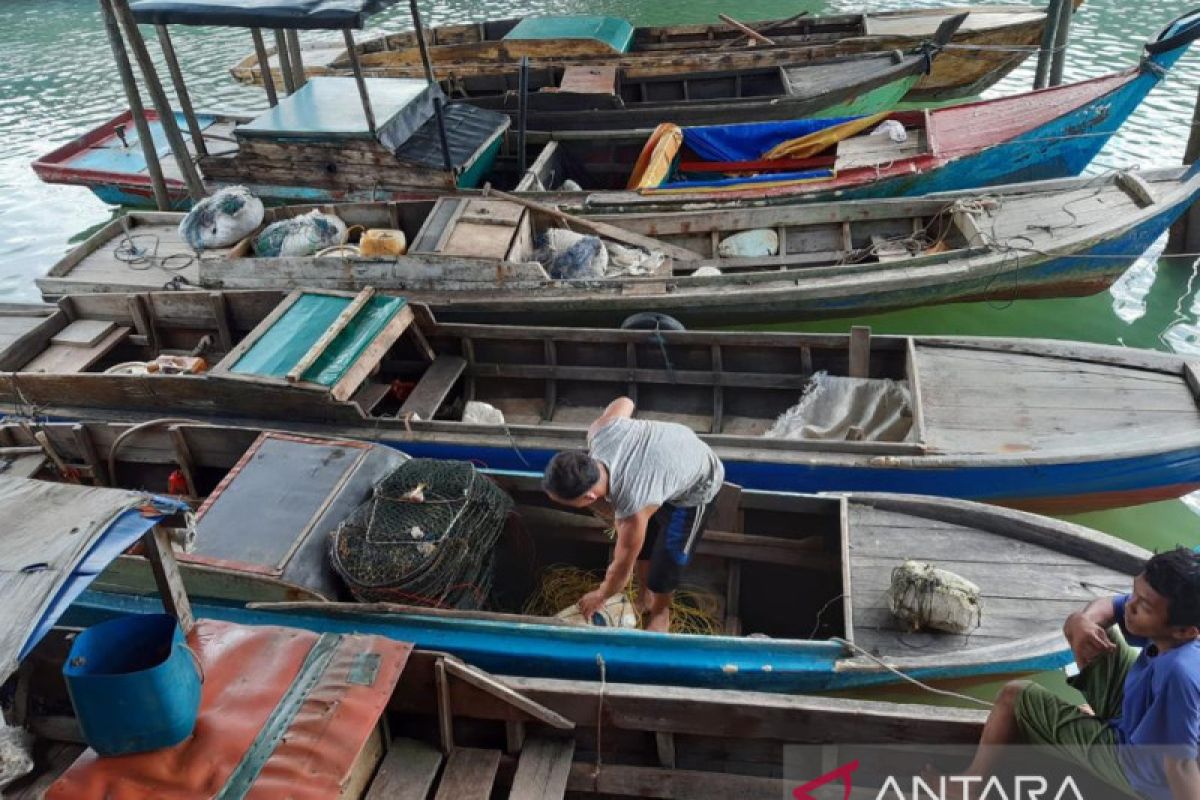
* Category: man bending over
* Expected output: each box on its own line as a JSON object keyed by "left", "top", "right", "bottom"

{"left": 541, "top": 396, "right": 725, "bottom": 632}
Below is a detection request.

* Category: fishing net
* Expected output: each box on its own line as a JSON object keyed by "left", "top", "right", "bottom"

{"left": 887, "top": 560, "right": 982, "bottom": 635}
{"left": 329, "top": 459, "right": 513, "bottom": 609}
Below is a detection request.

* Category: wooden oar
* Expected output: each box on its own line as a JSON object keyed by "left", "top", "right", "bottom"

{"left": 718, "top": 11, "right": 809, "bottom": 49}
{"left": 482, "top": 186, "right": 703, "bottom": 262}
{"left": 718, "top": 14, "right": 776, "bottom": 46}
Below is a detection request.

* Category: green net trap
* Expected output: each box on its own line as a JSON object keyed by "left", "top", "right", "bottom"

{"left": 329, "top": 459, "right": 514, "bottom": 608}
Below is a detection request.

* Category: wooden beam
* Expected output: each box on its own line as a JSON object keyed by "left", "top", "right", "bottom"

{"left": 287, "top": 287, "right": 375, "bottom": 382}
{"left": 273, "top": 30, "right": 296, "bottom": 94}
{"left": 208, "top": 291, "right": 233, "bottom": 352}
{"left": 365, "top": 738, "right": 443, "bottom": 800}
{"left": 143, "top": 526, "right": 194, "bottom": 633}
{"left": 509, "top": 737, "right": 575, "bottom": 800}
{"left": 343, "top": 29, "right": 376, "bottom": 133}
{"left": 111, "top": 0, "right": 205, "bottom": 202}
{"left": 567, "top": 763, "right": 783, "bottom": 799}
{"left": 848, "top": 325, "right": 871, "bottom": 378}
{"left": 98, "top": 0, "right": 170, "bottom": 211}
{"left": 154, "top": 24, "right": 207, "bottom": 157}
{"left": 435, "top": 656, "right": 454, "bottom": 754}
{"left": 284, "top": 29, "right": 306, "bottom": 90}
{"left": 481, "top": 186, "right": 702, "bottom": 263}
{"left": 442, "top": 657, "right": 574, "bottom": 730}
{"left": 717, "top": 13, "right": 775, "bottom": 45}
{"left": 169, "top": 425, "right": 199, "bottom": 497}
{"left": 249, "top": 29, "right": 278, "bottom": 106}
{"left": 71, "top": 423, "right": 108, "bottom": 486}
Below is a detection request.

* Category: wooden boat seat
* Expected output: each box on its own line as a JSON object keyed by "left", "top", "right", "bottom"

{"left": 399, "top": 355, "right": 467, "bottom": 421}
{"left": 433, "top": 747, "right": 501, "bottom": 800}
{"left": 411, "top": 197, "right": 534, "bottom": 262}
{"left": 20, "top": 323, "right": 131, "bottom": 374}
{"left": 557, "top": 65, "right": 618, "bottom": 95}
{"left": 834, "top": 130, "right": 924, "bottom": 171}
{"left": 508, "top": 737, "right": 575, "bottom": 799}
{"left": 365, "top": 738, "right": 443, "bottom": 800}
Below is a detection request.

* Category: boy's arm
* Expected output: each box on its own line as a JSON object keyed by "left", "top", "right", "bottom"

{"left": 587, "top": 396, "right": 636, "bottom": 441}
{"left": 578, "top": 506, "right": 655, "bottom": 618}
{"left": 1164, "top": 756, "right": 1200, "bottom": 800}
{"left": 1062, "top": 596, "right": 1118, "bottom": 668}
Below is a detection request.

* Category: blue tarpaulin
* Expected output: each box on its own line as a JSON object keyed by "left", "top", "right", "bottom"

{"left": 681, "top": 116, "right": 866, "bottom": 163}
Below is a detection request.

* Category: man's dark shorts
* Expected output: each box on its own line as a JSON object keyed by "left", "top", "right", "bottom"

{"left": 637, "top": 498, "right": 713, "bottom": 594}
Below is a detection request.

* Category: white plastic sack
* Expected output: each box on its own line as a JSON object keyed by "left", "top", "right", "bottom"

{"left": 556, "top": 594, "right": 639, "bottom": 628}
{"left": 254, "top": 210, "right": 348, "bottom": 258}
{"left": 717, "top": 229, "right": 779, "bottom": 258}
{"left": 765, "top": 371, "right": 912, "bottom": 442}
{"left": 869, "top": 120, "right": 908, "bottom": 143}
{"left": 887, "top": 560, "right": 982, "bottom": 634}
{"left": 0, "top": 712, "right": 33, "bottom": 791}
{"left": 537, "top": 228, "right": 664, "bottom": 279}
{"left": 462, "top": 400, "right": 505, "bottom": 425}
{"left": 178, "top": 186, "right": 265, "bottom": 251}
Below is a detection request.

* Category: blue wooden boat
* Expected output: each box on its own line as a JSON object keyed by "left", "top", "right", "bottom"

{"left": 35, "top": 167, "right": 1200, "bottom": 326}
{"left": 25, "top": 427, "right": 1140, "bottom": 694}
{"left": 8, "top": 465, "right": 1000, "bottom": 798}
{"left": 5, "top": 289, "right": 1200, "bottom": 513}
{"left": 539, "top": 6, "right": 1200, "bottom": 211}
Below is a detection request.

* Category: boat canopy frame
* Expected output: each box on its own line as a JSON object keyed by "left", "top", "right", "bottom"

{"left": 100, "top": 0, "right": 452, "bottom": 210}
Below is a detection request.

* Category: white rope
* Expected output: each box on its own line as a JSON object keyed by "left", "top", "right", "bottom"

{"left": 832, "top": 636, "right": 994, "bottom": 708}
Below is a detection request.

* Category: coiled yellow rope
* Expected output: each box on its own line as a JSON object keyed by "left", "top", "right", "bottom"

{"left": 522, "top": 565, "right": 724, "bottom": 635}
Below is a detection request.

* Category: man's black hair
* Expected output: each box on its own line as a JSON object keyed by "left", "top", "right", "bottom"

{"left": 542, "top": 450, "right": 600, "bottom": 501}
{"left": 1144, "top": 546, "right": 1200, "bottom": 628}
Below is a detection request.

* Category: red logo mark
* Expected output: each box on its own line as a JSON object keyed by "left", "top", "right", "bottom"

{"left": 793, "top": 759, "right": 860, "bottom": 800}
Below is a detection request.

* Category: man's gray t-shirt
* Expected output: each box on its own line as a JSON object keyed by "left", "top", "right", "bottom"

{"left": 589, "top": 417, "right": 724, "bottom": 520}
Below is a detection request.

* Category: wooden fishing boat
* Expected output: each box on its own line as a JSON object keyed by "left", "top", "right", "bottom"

{"left": 228, "top": 5, "right": 1077, "bottom": 104}
{"left": 432, "top": 37, "right": 953, "bottom": 135}
{"left": 3, "top": 475, "right": 1007, "bottom": 800}
{"left": 0, "top": 423, "right": 1146, "bottom": 693}
{"left": 2, "top": 291, "right": 1200, "bottom": 513}
{"left": 539, "top": 7, "right": 1200, "bottom": 210}
{"left": 35, "top": 167, "right": 1200, "bottom": 324}
{"left": 31, "top": 7, "right": 1200, "bottom": 210}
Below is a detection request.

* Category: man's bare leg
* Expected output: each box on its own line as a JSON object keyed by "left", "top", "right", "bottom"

{"left": 644, "top": 590, "right": 672, "bottom": 632}
{"left": 635, "top": 561, "right": 651, "bottom": 614}
{"left": 925, "top": 681, "right": 1028, "bottom": 799}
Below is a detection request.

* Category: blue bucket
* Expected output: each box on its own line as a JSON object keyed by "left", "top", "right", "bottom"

{"left": 63, "top": 614, "right": 202, "bottom": 756}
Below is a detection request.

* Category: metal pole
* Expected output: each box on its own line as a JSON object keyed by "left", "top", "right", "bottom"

{"left": 285, "top": 29, "right": 306, "bottom": 89}
{"left": 518, "top": 56, "right": 529, "bottom": 175}
{"left": 98, "top": 0, "right": 170, "bottom": 210}
{"left": 111, "top": 0, "right": 205, "bottom": 202}
{"left": 1032, "top": 0, "right": 1062, "bottom": 90}
{"left": 343, "top": 29, "right": 376, "bottom": 133}
{"left": 409, "top": 0, "right": 454, "bottom": 173}
{"left": 155, "top": 24, "right": 207, "bottom": 157}
{"left": 250, "top": 28, "right": 278, "bottom": 106}
{"left": 274, "top": 29, "right": 296, "bottom": 94}
{"left": 1048, "top": 0, "right": 1074, "bottom": 87}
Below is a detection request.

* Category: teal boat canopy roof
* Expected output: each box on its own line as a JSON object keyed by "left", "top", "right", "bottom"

{"left": 231, "top": 292, "right": 407, "bottom": 387}
{"left": 129, "top": 0, "right": 400, "bottom": 30}
{"left": 502, "top": 15, "right": 634, "bottom": 53}
{"left": 236, "top": 77, "right": 441, "bottom": 152}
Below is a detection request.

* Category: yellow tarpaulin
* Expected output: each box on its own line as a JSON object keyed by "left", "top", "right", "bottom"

{"left": 762, "top": 112, "right": 890, "bottom": 161}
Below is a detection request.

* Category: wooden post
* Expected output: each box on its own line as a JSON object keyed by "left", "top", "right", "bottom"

{"left": 111, "top": 0, "right": 205, "bottom": 203}
{"left": 285, "top": 29, "right": 306, "bottom": 89}
{"left": 154, "top": 24, "right": 207, "bottom": 157}
{"left": 409, "top": 0, "right": 454, "bottom": 173}
{"left": 98, "top": 0, "right": 170, "bottom": 211}
{"left": 1032, "top": 0, "right": 1062, "bottom": 90}
{"left": 250, "top": 29, "right": 278, "bottom": 107}
{"left": 143, "top": 526, "right": 194, "bottom": 634}
{"left": 1169, "top": 86, "right": 1200, "bottom": 255}
{"left": 848, "top": 325, "right": 871, "bottom": 378}
{"left": 274, "top": 29, "right": 296, "bottom": 94}
{"left": 1048, "top": 0, "right": 1074, "bottom": 87}
{"left": 343, "top": 29, "right": 376, "bottom": 133}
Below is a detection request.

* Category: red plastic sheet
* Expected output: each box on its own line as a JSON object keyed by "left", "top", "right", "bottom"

{"left": 48, "top": 619, "right": 410, "bottom": 799}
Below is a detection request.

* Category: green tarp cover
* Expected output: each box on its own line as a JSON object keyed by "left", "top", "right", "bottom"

{"left": 502, "top": 15, "right": 634, "bottom": 53}
{"left": 232, "top": 293, "right": 406, "bottom": 387}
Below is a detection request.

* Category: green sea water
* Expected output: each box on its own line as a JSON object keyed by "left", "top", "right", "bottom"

{"left": 3, "top": 0, "right": 1200, "bottom": 705}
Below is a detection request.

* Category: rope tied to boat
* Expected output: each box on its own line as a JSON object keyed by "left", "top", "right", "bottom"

{"left": 831, "top": 636, "right": 994, "bottom": 709}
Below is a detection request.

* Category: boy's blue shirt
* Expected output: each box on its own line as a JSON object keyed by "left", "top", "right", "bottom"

{"left": 1112, "top": 593, "right": 1200, "bottom": 799}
